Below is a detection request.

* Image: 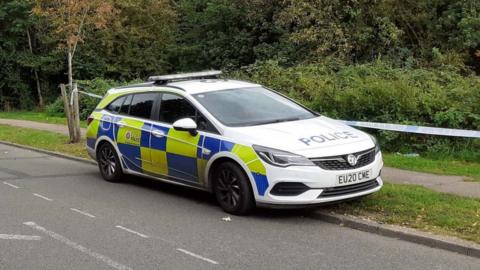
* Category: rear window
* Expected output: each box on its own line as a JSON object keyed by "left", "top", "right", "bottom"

{"left": 119, "top": 95, "right": 132, "bottom": 114}
{"left": 105, "top": 96, "right": 125, "bottom": 113}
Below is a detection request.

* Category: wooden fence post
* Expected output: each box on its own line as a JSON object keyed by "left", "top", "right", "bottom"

{"left": 60, "top": 84, "right": 75, "bottom": 143}
{"left": 72, "top": 83, "right": 81, "bottom": 143}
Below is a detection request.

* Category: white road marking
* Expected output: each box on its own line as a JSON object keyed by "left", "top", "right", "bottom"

{"left": 3, "top": 181, "right": 20, "bottom": 189}
{"left": 23, "top": 222, "right": 132, "bottom": 270}
{"left": 115, "top": 225, "right": 148, "bottom": 239}
{"left": 176, "top": 248, "right": 219, "bottom": 265}
{"left": 0, "top": 234, "right": 41, "bottom": 240}
{"left": 33, "top": 193, "right": 53, "bottom": 201}
{"left": 70, "top": 208, "right": 96, "bottom": 218}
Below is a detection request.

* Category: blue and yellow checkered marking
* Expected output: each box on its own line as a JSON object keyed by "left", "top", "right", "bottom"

{"left": 86, "top": 112, "right": 270, "bottom": 195}
{"left": 220, "top": 140, "right": 234, "bottom": 152}
{"left": 202, "top": 136, "right": 221, "bottom": 159}
{"left": 150, "top": 124, "right": 169, "bottom": 151}
{"left": 167, "top": 153, "right": 197, "bottom": 182}
{"left": 118, "top": 144, "right": 142, "bottom": 171}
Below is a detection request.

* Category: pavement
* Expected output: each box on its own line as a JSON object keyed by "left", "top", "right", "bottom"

{"left": 383, "top": 167, "right": 480, "bottom": 198}
{"left": 1, "top": 118, "right": 479, "bottom": 198}
{"left": 0, "top": 144, "right": 479, "bottom": 269}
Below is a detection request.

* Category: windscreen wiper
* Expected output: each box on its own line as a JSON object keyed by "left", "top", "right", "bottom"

{"left": 254, "top": 117, "right": 301, "bottom": 126}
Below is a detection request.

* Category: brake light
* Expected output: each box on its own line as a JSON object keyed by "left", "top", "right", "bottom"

{"left": 87, "top": 115, "right": 94, "bottom": 126}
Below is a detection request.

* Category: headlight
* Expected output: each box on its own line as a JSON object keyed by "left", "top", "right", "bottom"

{"left": 253, "top": 145, "right": 315, "bottom": 167}
{"left": 369, "top": 134, "right": 380, "bottom": 154}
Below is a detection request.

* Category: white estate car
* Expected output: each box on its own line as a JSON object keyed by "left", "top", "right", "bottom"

{"left": 86, "top": 71, "right": 383, "bottom": 215}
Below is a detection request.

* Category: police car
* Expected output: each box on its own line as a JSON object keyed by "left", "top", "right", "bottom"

{"left": 86, "top": 71, "right": 383, "bottom": 215}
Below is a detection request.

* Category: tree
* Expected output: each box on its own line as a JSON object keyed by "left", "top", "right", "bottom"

{"left": 173, "top": 0, "right": 285, "bottom": 71}
{"left": 33, "top": 0, "right": 116, "bottom": 90}
{"left": 0, "top": 0, "right": 36, "bottom": 109}
{"left": 79, "top": 0, "right": 177, "bottom": 80}
{"left": 276, "top": 0, "right": 403, "bottom": 63}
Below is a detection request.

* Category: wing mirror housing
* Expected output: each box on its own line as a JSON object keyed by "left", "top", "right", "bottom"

{"left": 172, "top": 118, "right": 198, "bottom": 136}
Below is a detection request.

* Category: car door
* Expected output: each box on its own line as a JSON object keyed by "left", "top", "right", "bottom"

{"left": 150, "top": 93, "right": 217, "bottom": 184}
{"left": 115, "top": 93, "right": 157, "bottom": 173}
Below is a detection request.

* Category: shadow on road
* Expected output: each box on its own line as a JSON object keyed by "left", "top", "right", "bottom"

{"left": 119, "top": 174, "right": 322, "bottom": 219}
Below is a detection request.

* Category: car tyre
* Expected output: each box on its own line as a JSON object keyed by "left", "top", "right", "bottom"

{"left": 213, "top": 162, "right": 255, "bottom": 215}
{"left": 97, "top": 143, "right": 123, "bottom": 182}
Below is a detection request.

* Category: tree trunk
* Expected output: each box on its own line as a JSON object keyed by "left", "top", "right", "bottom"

{"left": 72, "top": 83, "right": 81, "bottom": 143}
{"left": 26, "top": 28, "right": 43, "bottom": 108}
{"left": 68, "top": 50, "right": 73, "bottom": 92}
{"left": 60, "top": 84, "right": 75, "bottom": 143}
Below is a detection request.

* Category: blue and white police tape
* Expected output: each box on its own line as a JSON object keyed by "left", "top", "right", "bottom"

{"left": 70, "top": 88, "right": 103, "bottom": 105}
{"left": 339, "top": 120, "right": 480, "bottom": 139}
{"left": 77, "top": 90, "right": 103, "bottom": 99}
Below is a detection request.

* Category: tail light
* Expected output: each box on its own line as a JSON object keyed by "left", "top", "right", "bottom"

{"left": 87, "top": 115, "right": 94, "bottom": 126}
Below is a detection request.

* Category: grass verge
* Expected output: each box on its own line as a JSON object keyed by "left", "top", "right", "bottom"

{"left": 0, "top": 125, "right": 88, "bottom": 158}
{"left": 327, "top": 183, "right": 480, "bottom": 244}
{"left": 0, "top": 111, "right": 87, "bottom": 127}
{"left": 0, "top": 124, "right": 479, "bottom": 244}
{"left": 383, "top": 153, "right": 480, "bottom": 182}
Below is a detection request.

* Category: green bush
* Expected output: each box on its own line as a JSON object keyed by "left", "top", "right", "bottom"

{"left": 45, "top": 98, "right": 64, "bottom": 117}
{"left": 232, "top": 60, "right": 480, "bottom": 160}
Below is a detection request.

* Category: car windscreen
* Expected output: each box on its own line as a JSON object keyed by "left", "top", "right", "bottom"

{"left": 192, "top": 87, "right": 317, "bottom": 127}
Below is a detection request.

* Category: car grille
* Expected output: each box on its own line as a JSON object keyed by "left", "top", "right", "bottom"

{"left": 318, "top": 179, "right": 379, "bottom": 198}
{"left": 310, "top": 148, "right": 376, "bottom": 170}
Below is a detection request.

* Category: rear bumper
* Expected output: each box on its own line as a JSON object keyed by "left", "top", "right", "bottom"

{"left": 86, "top": 145, "right": 96, "bottom": 160}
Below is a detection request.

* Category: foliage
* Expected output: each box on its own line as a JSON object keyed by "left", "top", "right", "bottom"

{"left": 76, "top": 0, "right": 177, "bottom": 80}
{"left": 0, "top": 0, "right": 36, "bottom": 109}
{"left": 171, "top": 0, "right": 285, "bottom": 71}
{"left": 32, "top": 0, "right": 115, "bottom": 50}
{"left": 276, "top": 0, "right": 480, "bottom": 69}
{"left": 33, "top": 0, "right": 117, "bottom": 89}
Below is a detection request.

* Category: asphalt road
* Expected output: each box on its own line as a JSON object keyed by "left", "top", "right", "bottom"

{"left": 0, "top": 144, "right": 478, "bottom": 270}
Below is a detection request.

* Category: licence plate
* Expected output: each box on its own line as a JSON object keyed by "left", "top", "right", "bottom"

{"left": 337, "top": 169, "right": 372, "bottom": 186}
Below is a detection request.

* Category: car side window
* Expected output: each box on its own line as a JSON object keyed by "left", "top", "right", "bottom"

{"left": 105, "top": 96, "right": 125, "bottom": 113}
{"left": 159, "top": 93, "right": 196, "bottom": 124}
{"left": 119, "top": 95, "right": 132, "bottom": 115}
{"left": 159, "top": 93, "right": 218, "bottom": 133}
{"left": 129, "top": 93, "right": 157, "bottom": 119}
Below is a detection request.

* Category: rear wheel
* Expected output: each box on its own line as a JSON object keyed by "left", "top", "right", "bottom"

{"left": 213, "top": 162, "right": 254, "bottom": 215}
{"left": 97, "top": 143, "right": 123, "bottom": 182}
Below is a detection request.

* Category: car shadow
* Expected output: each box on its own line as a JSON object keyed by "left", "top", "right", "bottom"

{"left": 121, "top": 174, "right": 325, "bottom": 219}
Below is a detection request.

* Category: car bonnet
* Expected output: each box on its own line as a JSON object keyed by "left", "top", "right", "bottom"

{"left": 225, "top": 116, "right": 375, "bottom": 158}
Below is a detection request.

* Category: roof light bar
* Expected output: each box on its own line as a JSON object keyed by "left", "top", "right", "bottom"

{"left": 148, "top": 70, "right": 222, "bottom": 84}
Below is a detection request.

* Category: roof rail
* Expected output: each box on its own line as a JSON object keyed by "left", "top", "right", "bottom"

{"left": 148, "top": 70, "right": 222, "bottom": 84}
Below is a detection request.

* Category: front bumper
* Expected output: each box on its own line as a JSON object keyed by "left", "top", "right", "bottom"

{"left": 254, "top": 152, "right": 384, "bottom": 205}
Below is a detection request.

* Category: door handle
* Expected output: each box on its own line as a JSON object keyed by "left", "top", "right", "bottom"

{"left": 151, "top": 130, "right": 165, "bottom": 138}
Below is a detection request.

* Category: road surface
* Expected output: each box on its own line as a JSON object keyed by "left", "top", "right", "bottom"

{"left": 0, "top": 143, "right": 478, "bottom": 270}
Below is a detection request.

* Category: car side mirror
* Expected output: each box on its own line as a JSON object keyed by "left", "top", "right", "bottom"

{"left": 172, "top": 118, "right": 198, "bottom": 136}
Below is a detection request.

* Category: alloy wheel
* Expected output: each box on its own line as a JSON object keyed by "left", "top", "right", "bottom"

{"left": 99, "top": 146, "right": 116, "bottom": 177}
{"left": 216, "top": 168, "right": 241, "bottom": 209}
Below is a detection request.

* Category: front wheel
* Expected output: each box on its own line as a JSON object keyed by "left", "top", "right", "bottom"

{"left": 213, "top": 162, "right": 255, "bottom": 215}
{"left": 97, "top": 143, "right": 123, "bottom": 182}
